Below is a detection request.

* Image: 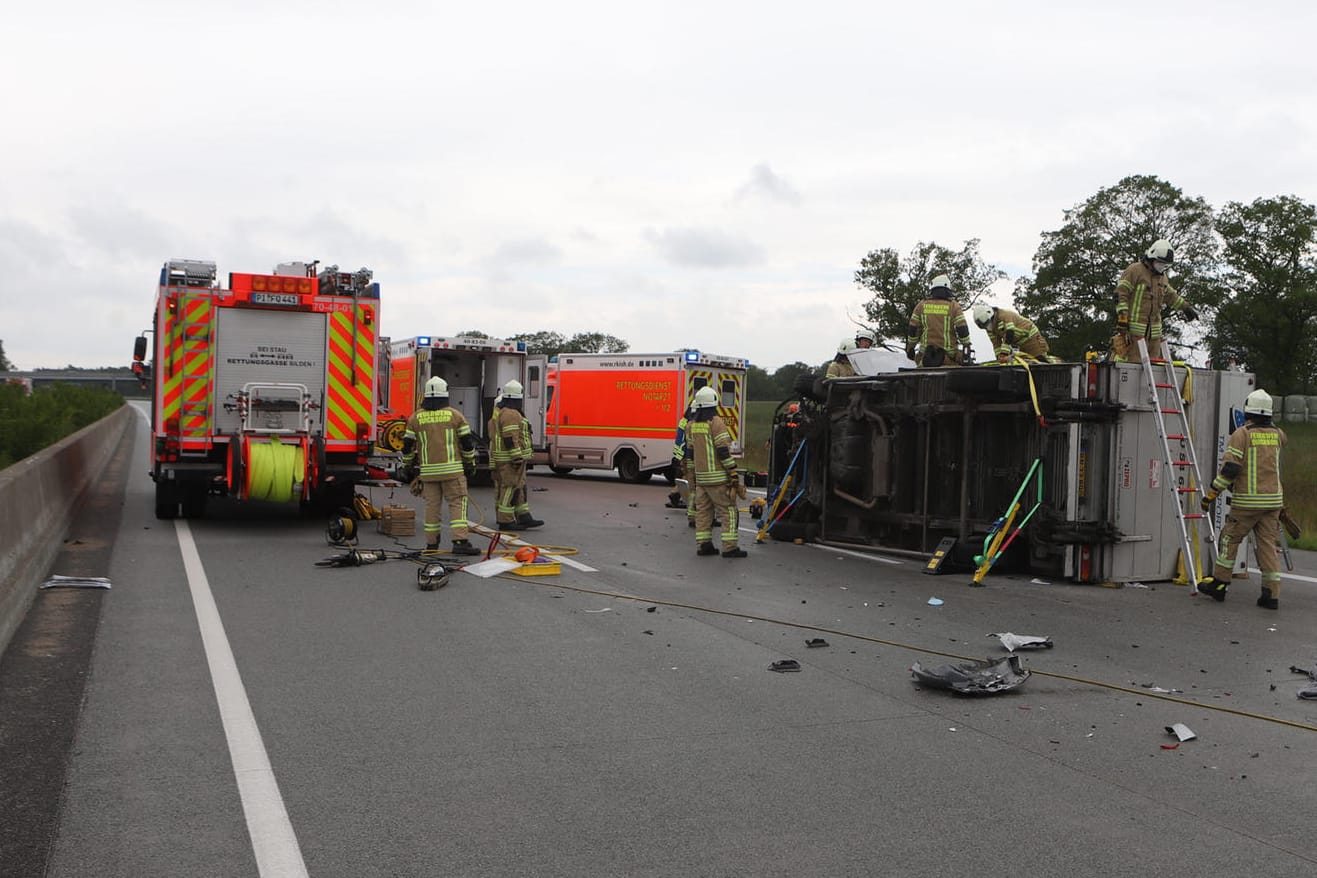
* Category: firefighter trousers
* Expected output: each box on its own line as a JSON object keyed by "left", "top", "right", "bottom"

{"left": 694, "top": 482, "right": 739, "bottom": 549}
{"left": 1213, "top": 507, "right": 1282, "bottom": 597}
{"left": 422, "top": 475, "right": 471, "bottom": 544}
{"left": 493, "top": 461, "right": 529, "bottom": 524}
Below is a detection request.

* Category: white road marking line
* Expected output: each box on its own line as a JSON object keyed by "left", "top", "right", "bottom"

{"left": 1249, "top": 567, "right": 1317, "bottom": 584}
{"left": 810, "top": 543, "right": 903, "bottom": 564}
{"left": 176, "top": 521, "right": 309, "bottom": 878}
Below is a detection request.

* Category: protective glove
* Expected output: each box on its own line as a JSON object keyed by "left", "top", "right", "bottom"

{"left": 1116, "top": 313, "right": 1129, "bottom": 332}
{"left": 729, "top": 471, "right": 747, "bottom": 500}
{"left": 1182, "top": 304, "right": 1198, "bottom": 321}
{"left": 1004, "top": 328, "right": 1016, "bottom": 345}
{"left": 905, "top": 346, "right": 917, "bottom": 362}
{"left": 409, "top": 477, "right": 425, "bottom": 497}
{"left": 463, "top": 460, "right": 476, "bottom": 478}
{"left": 396, "top": 464, "right": 418, "bottom": 484}
{"left": 1200, "top": 490, "right": 1218, "bottom": 512}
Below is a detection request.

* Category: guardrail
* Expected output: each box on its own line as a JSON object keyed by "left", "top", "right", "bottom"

{"left": 0, "top": 404, "right": 133, "bottom": 656}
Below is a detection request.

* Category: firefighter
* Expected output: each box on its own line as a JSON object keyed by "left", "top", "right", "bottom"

{"left": 972, "top": 304, "right": 1050, "bottom": 362}
{"left": 1196, "top": 389, "right": 1286, "bottom": 609}
{"left": 906, "top": 274, "right": 970, "bottom": 368}
{"left": 401, "top": 377, "right": 480, "bottom": 555}
{"left": 490, "top": 379, "right": 543, "bottom": 531}
{"left": 825, "top": 339, "right": 859, "bottom": 379}
{"left": 1113, "top": 239, "right": 1198, "bottom": 362}
{"left": 854, "top": 327, "right": 877, "bottom": 349}
{"left": 685, "top": 385, "right": 746, "bottom": 558}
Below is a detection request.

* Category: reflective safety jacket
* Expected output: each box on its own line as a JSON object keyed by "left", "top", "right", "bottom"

{"left": 1211, "top": 423, "right": 1286, "bottom": 510}
{"left": 908, "top": 297, "right": 968, "bottom": 357}
{"left": 685, "top": 415, "right": 735, "bottom": 485}
{"left": 825, "top": 357, "right": 856, "bottom": 379}
{"left": 1116, "top": 260, "right": 1187, "bottom": 339}
{"left": 672, "top": 413, "right": 690, "bottom": 466}
{"left": 489, "top": 406, "right": 530, "bottom": 463}
{"left": 403, "top": 407, "right": 475, "bottom": 477}
{"left": 986, "top": 307, "right": 1047, "bottom": 358}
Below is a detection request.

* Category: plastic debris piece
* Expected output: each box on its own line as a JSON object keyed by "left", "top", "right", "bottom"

{"left": 910, "top": 655, "right": 1030, "bottom": 695}
{"left": 989, "top": 632, "right": 1054, "bottom": 652}
{"left": 1029, "top": 578, "right": 1051, "bottom": 585}
{"left": 1124, "top": 581, "right": 1149, "bottom": 589}
{"left": 1165, "top": 723, "right": 1197, "bottom": 742}
{"left": 1160, "top": 743, "right": 1180, "bottom": 750}
{"left": 805, "top": 638, "right": 829, "bottom": 648}
{"left": 768, "top": 659, "right": 801, "bottom": 673}
{"left": 41, "top": 575, "right": 111, "bottom": 589}
{"left": 583, "top": 608, "right": 612, "bottom": 614}
{"left": 928, "top": 597, "right": 944, "bottom": 606}
{"left": 1299, "top": 685, "right": 1317, "bottom": 700}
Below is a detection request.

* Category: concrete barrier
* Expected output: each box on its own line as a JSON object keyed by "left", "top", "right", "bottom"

{"left": 0, "top": 404, "right": 133, "bottom": 657}
{"left": 1283, "top": 394, "right": 1307, "bottom": 423}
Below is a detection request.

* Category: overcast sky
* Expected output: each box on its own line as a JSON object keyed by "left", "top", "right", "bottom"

{"left": 3, "top": 1, "right": 1314, "bottom": 372}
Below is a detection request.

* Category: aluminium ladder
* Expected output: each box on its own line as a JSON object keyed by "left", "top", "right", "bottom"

{"left": 1137, "top": 338, "right": 1217, "bottom": 586}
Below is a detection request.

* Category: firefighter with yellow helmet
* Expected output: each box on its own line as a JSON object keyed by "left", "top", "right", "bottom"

{"left": 489, "top": 379, "right": 543, "bottom": 531}
{"left": 972, "top": 304, "right": 1050, "bottom": 362}
{"left": 684, "top": 385, "right": 746, "bottom": 558}
{"left": 906, "top": 274, "right": 970, "bottom": 367}
{"left": 1196, "top": 389, "right": 1287, "bottom": 609}
{"left": 1113, "top": 239, "right": 1198, "bottom": 362}
{"left": 401, "top": 377, "right": 480, "bottom": 555}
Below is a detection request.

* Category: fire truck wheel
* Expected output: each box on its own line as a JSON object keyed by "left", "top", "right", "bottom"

{"left": 154, "top": 482, "right": 179, "bottom": 520}
{"left": 615, "top": 451, "right": 651, "bottom": 483}
{"left": 550, "top": 466, "right": 575, "bottom": 476}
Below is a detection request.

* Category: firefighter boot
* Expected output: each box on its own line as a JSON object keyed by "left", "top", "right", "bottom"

{"left": 516, "top": 513, "right": 544, "bottom": 529}
{"left": 1257, "top": 587, "right": 1279, "bottom": 610}
{"left": 450, "top": 539, "right": 481, "bottom": 557}
{"left": 721, "top": 547, "right": 747, "bottom": 559}
{"left": 697, "top": 542, "right": 718, "bottom": 556}
{"left": 1196, "top": 577, "right": 1229, "bottom": 602}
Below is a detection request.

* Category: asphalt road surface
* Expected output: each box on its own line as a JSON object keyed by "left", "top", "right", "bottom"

{"left": 4, "top": 405, "right": 1316, "bottom": 877}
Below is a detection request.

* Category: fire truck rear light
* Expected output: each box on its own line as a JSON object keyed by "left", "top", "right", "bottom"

{"left": 356, "top": 422, "right": 370, "bottom": 440}
{"left": 362, "top": 308, "right": 373, "bottom": 325}
{"left": 252, "top": 275, "right": 268, "bottom": 291}
{"left": 165, "top": 417, "right": 180, "bottom": 434}
{"left": 167, "top": 297, "right": 178, "bottom": 312}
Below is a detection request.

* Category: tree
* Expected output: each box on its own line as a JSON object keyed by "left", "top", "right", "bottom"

{"left": 507, "top": 331, "right": 629, "bottom": 358}
{"left": 745, "top": 364, "right": 775, "bottom": 400}
{"left": 508, "top": 331, "right": 568, "bottom": 356}
{"left": 0, "top": 339, "right": 12, "bottom": 372}
{"left": 1210, "top": 195, "right": 1317, "bottom": 395}
{"left": 854, "top": 239, "right": 1005, "bottom": 348}
{"left": 455, "top": 330, "right": 490, "bottom": 339}
{"left": 1013, "top": 174, "right": 1223, "bottom": 360}
{"left": 770, "top": 361, "right": 816, "bottom": 398}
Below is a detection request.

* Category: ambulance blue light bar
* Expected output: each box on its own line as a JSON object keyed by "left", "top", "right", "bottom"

{"left": 684, "top": 351, "right": 700, "bottom": 362}
{"left": 416, "top": 336, "right": 432, "bottom": 347}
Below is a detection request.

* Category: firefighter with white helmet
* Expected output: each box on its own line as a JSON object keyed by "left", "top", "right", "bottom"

{"left": 854, "top": 327, "right": 877, "bottom": 349}
{"left": 1197, "top": 389, "right": 1287, "bottom": 609}
{"left": 907, "top": 274, "right": 970, "bottom": 367}
{"left": 401, "top": 376, "right": 480, "bottom": 555}
{"left": 684, "top": 385, "right": 746, "bottom": 558}
{"left": 825, "top": 339, "right": 859, "bottom": 379}
{"left": 489, "top": 378, "right": 543, "bottom": 531}
{"left": 972, "top": 303, "right": 1051, "bottom": 362}
{"left": 1112, "top": 239, "right": 1198, "bottom": 362}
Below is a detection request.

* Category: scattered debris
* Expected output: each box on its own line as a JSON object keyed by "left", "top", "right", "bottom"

{"left": 805, "top": 638, "right": 829, "bottom": 648}
{"left": 628, "top": 502, "right": 639, "bottom": 507}
{"left": 583, "top": 608, "right": 612, "bottom": 614}
{"left": 1166, "top": 723, "right": 1197, "bottom": 742}
{"left": 988, "top": 632, "right": 1054, "bottom": 652}
{"left": 646, "top": 606, "right": 657, "bottom": 613}
{"left": 460, "top": 557, "right": 521, "bottom": 578}
{"left": 1124, "top": 581, "right": 1149, "bottom": 589}
{"left": 1160, "top": 743, "right": 1180, "bottom": 750}
{"left": 41, "top": 575, "right": 111, "bottom": 589}
{"left": 927, "top": 597, "right": 944, "bottom": 607}
{"left": 1291, "top": 665, "right": 1317, "bottom": 700}
{"left": 1136, "top": 682, "right": 1184, "bottom": 694}
{"left": 416, "top": 563, "right": 452, "bottom": 591}
{"left": 910, "top": 655, "right": 1030, "bottom": 695}
{"left": 1029, "top": 578, "right": 1051, "bottom": 585}
{"left": 768, "top": 659, "right": 802, "bottom": 673}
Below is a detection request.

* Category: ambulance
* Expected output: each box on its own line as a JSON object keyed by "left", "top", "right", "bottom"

{"left": 134, "top": 259, "right": 379, "bottom": 519}
{"left": 376, "top": 335, "right": 528, "bottom": 475}
{"left": 531, "top": 350, "right": 749, "bottom": 482}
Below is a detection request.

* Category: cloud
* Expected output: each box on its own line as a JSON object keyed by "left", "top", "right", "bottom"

{"left": 644, "top": 226, "right": 765, "bottom": 269}
{"left": 734, "top": 163, "right": 801, "bottom": 206}
{"left": 482, "top": 237, "right": 564, "bottom": 273}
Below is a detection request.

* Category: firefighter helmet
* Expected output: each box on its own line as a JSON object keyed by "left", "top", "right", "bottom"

{"left": 972, "top": 304, "right": 994, "bottom": 328}
{"left": 1146, "top": 239, "right": 1175, "bottom": 263}
{"left": 694, "top": 386, "right": 719, "bottom": 409}
{"left": 929, "top": 274, "right": 951, "bottom": 293}
{"left": 837, "top": 338, "right": 858, "bottom": 355}
{"left": 1243, "top": 389, "right": 1273, "bottom": 417}
{"left": 854, "top": 328, "right": 877, "bottom": 347}
{"left": 424, "top": 377, "right": 449, "bottom": 398}
{"left": 502, "top": 379, "right": 524, "bottom": 400}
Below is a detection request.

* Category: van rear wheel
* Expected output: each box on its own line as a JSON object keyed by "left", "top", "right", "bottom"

{"left": 616, "top": 451, "right": 651, "bottom": 483}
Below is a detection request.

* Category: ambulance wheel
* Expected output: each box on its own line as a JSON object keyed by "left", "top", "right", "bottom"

{"left": 155, "top": 482, "right": 179, "bottom": 520}
{"left": 550, "top": 466, "right": 575, "bottom": 476}
{"left": 615, "top": 451, "right": 650, "bottom": 483}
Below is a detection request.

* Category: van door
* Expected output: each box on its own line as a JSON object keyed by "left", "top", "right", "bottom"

{"left": 525, "top": 355, "right": 549, "bottom": 451}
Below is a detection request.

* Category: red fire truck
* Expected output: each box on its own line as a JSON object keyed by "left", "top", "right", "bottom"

{"left": 133, "top": 259, "right": 379, "bottom": 519}
{"left": 531, "top": 350, "right": 749, "bottom": 482}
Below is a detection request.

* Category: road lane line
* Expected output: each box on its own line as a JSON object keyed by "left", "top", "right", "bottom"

{"left": 176, "top": 521, "right": 309, "bottom": 878}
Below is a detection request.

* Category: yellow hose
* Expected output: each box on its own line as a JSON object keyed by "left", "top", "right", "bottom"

{"left": 246, "top": 437, "right": 306, "bottom": 503}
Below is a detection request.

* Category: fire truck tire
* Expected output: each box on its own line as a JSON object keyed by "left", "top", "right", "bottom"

{"left": 154, "top": 481, "right": 179, "bottom": 520}
{"left": 550, "top": 466, "right": 575, "bottom": 476}
{"left": 615, "top": 451, "right": 650, "bottom": 483}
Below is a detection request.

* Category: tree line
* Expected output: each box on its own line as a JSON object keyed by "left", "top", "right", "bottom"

{"left": 852, "top": 174, "right": 1317, "bottom": 396}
